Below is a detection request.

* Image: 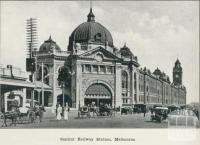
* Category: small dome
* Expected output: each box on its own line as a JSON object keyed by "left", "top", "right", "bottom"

{"left": 68, "top": 8, "right": 113, "bottom": 51}
{"left": 175, "top": 58, "right": 181, "bottom": 65}
{"left": 39, "top": 36, "right": 61, "bottom": 52}
{"left": 119, "top": 43, "right": 134, "bottom": 58}
{"left": 153, "top": 68, "right": 162, "bottom": 76}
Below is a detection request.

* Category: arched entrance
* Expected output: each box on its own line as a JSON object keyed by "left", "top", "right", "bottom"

{"left": 57, "top": 94, "right": 72, "bottom": 107}
{"left": 84, "top": 83, "right": 112, "bottom": 107}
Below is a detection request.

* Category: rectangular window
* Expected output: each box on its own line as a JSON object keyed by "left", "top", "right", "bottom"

{"left": 134, "top": 94, "right": 136, "bottom": 101}
{"left": 93, "top": 65, "right": 98, "bottom": 73}
{"left": 107, "top": 66, "right": 113, "bottom": 74}
{"left": 100, "top": 65, "right": 106, "bottom": 73}
{"left": 85, "top": 65, "right": 91, "bottom": 72}
{"left": 82, "top": 65, "right": 84, "bottom": 72}
{"left": 123, "top": 99, "right": 128, "bottom": 104}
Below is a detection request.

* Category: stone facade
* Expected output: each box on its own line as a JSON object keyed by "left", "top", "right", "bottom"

{"left": 33, "top": 8, "right": 186, "bottom": 109}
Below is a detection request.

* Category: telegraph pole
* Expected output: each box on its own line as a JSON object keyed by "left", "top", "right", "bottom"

{"left": 26, "top": 18, "right": 38, "bottom": 107}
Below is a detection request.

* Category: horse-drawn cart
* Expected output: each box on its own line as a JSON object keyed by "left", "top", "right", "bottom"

{"left": 98, "top": 105, "right": 113, "bottom": 116}
{"left": 78, "top": 106, "right": 91, "bottom": 119}
{"left": 0, "top": 111, "right": 18, "bottom": 127}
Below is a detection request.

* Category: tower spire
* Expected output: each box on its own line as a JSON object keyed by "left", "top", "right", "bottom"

{"left": 90, "top": 0, "right": 92, "bottom": 9}
{"left": 87, "top": 0, "right": 95, "bottom": 22}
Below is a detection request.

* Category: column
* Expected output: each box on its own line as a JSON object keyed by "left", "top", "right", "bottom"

{"left": 4, "top": 92, "right": 8, "bottom": 112}
{"left": 22, "top": 88, "right": 26, "bottom": 107}
{"left": 71, "top": 60, "right": 76, "bottom": 108}
{"left": 144, "top": 74, "right": 146, "bottom": 104}
{"left": 41, "top": 62, "right": 44, "bottom": 106}
{"left": 52, "top": 60, "right": 58, "bottom": 109}
{"left": 38, "top": 90, "right": 40, "bottom": 105}
{"left": 115, "top": 63, "right": 122, "bottom": 108}
{"left": 76, "top": 62, "right": 84, "bottom": 109}
{"left": 31, "top": 89, "right": 34, "bottom": 107}
{"left": 136, "top": 72, "right": 139, "bottom": 104}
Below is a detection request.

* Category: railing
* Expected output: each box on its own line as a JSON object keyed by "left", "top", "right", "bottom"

{"left": 32, "top": 50, "right": 69, "bottom": 57}
{"left": 0, "top": 67, "right": 27, "bottom": 79}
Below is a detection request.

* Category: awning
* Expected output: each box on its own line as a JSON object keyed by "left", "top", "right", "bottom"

{"left": 0, "top": 77, "right": 35, "bottom": 88}
{"left": 85, "top": 83, "right": 111, "bottom": 97}
{"left": 34, "top": 81, "right": 52, "bottom": 91}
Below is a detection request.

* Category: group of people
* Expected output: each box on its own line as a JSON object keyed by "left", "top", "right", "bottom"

{"left": 56, "top": 102, "right": 69, "bottom": 120}
{"left": 33, "top": 104, "right": 46, "bottom": 122}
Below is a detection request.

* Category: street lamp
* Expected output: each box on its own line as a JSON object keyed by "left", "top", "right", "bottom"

{"left": 78, "top": 78, "right": 81, "bottom": 118}
{"left": 62, "top": 82, "right": 65, "bottom": 108}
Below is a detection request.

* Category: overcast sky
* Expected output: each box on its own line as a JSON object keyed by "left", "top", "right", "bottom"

{"left": 0, "top": 1, "right": 199, "bottom": 103}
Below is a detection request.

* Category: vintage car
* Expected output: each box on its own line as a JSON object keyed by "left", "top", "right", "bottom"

{"left": 121, "top": 105, "right": 134, "bottom": 115}
{"left": 167, "top": 105, "right": 179, "bottom": 113}
{"left": 133, "top": 104, "right": 147, "bottom": 113}
{"left": 78, "top": 106, "right": 91, "bottom": 118}
{"left": 151, "top": 107, "right": 168, "bottom": 123}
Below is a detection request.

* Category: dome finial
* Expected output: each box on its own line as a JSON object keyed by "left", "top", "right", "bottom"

{"left": 48, "top": 35, "right": 52, "bottom": 41}
{"left": 124, "top": 42, "right": 127, "bottom": 47}
{"left": 87, "top": 1, "right": 95, "bottom": 22}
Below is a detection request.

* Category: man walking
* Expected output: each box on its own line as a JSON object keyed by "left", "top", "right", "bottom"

{"left": 39, "top": 104, "right": 45, "bottom": 122}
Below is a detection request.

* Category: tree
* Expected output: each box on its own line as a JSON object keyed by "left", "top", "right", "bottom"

{"left": 57, "top": 56, "right": 74, "bottom": 107}
{"left": 57, "top": 66, "right": 71, "bottom": 88}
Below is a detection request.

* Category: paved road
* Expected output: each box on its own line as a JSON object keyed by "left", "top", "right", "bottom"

{"left": 1, "top": 111, "right": 168, "bottom": 128}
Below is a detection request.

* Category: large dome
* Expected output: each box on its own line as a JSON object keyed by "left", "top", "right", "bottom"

{"left": 68, "top": 8, "right": 113, "bottom": 51}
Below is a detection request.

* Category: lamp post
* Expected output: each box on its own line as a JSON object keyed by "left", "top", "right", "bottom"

{"left": 78, "top": 78, "right": 81, "bottom": 118}
{"left": 62, "top": 82, "right": 65, "bottom": 108}
{"left": 41, "top": 62, "right": 44, "bottom": 106}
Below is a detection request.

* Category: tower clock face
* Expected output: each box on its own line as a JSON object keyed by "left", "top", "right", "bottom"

{"left": 175, "top": 74, "right": 179, "bottom": 78}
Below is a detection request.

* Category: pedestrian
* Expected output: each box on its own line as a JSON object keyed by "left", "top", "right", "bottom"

{"left": 57, "top": 104, "right": 62, "bottom": 120}
{"left": 143, "top": 107, "right": 146, "bottom": 117}
{"left": 55, "top": 104, "right": 58, "bottom": 117}
{"left": 64, "top": 102, "right": 69, "bottom": 120}
{"left": 39, "top": 104, "right": 45, "bottom": 122}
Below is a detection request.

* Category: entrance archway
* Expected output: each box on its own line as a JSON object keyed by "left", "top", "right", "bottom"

{"left": 57, "top": 94, "right": 72, "bottom": 107}
{"left": 84, "top": 83, "right": 112, "bottom": 107}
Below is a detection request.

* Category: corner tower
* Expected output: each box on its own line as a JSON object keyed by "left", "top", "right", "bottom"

{"left": 173, "top": 59, "right": 182, "bottom": 86}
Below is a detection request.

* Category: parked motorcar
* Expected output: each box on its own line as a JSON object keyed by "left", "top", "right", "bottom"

{"left": 151, "top": 107, "right": 168, "bottom": 123}
{"left": 133, "top": 104, "right": 147, "bottom": 113}
{"left": 78, "top": 106, "right": 91, "bottom": 118}
{"left": 167, "top": 105, "right": 179, "bottom": 113}
{"left": 121, "top": 107, "right": 133, "bottom": 115}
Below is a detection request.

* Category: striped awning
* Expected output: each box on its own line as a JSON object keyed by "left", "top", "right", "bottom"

{"left": 85, "top": 83, "right": 111, "bottom": 97}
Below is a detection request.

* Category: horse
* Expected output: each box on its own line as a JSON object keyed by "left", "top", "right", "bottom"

{"left": 1, "top": 111, "right": 18, "bottom": 127}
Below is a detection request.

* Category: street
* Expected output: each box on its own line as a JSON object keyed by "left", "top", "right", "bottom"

{"left": 1, "top": 110, "right": 168, "bottom": 128}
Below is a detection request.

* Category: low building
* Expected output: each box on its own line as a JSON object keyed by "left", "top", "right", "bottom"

{"left": 0, "top": 64, "right": 35, "bottom": 112}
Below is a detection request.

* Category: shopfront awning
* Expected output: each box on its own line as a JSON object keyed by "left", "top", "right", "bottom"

{"left": 34, "top": 81, "right": 52, "bottom": 92}
{"left": 0, "top": 77, "right": 35, "bottom": 88}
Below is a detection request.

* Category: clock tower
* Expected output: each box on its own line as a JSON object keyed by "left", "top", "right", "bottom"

{"left": 173, "top": 59, "right": 182, "bottom": 85}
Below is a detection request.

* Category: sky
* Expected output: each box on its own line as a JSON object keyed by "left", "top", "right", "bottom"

{"left": 0, "top": 1, "right": 199, "bottom": 103}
